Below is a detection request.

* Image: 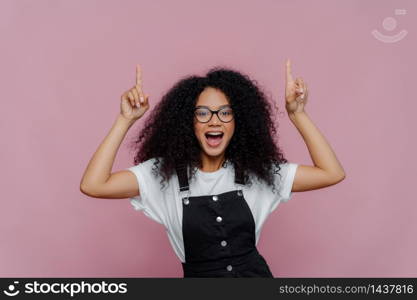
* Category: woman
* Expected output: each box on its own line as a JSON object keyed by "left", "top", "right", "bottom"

{"left": 80, "top": 61, "right": 345, "bottom": 277}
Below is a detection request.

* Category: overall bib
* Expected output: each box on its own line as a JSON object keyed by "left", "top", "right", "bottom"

{"left": 176, "top": 164, "right": 274, "bottom": 278}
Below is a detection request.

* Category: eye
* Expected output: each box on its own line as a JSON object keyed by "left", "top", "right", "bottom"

{"left": 220, "top": 109, "right": 233, "bottom": 116}
{"left": 196, "top": 110, "right": 209, "bottom": 116}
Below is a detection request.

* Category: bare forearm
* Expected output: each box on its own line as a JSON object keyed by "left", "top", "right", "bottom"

{"left": 288, "top": 111, "right": 345, "bottom": 177}
{"left": 80, "top": 114, "right": 136, "bottom": 189}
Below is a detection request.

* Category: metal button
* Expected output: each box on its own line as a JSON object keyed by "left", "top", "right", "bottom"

{"left": 226, "top": 265, "right": 233, "bottom": 271}
{"left": 220, "top": 240, "right": 227, "bottom": 247}
{"left": 237, "top": 190, "right": 243, "bottom": 196}
{"left": 183, "top": 198, "right": 189, "bottom": 205}
{"left": 212, "top": 195, "right": 218, "bottom": 201}
{"left": 216, "top": 216, "right": 222, "bottom": 222}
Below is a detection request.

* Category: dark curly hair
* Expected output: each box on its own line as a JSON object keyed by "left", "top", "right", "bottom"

{"left": 128, "top": 65, "right": 289, "bottom": 193}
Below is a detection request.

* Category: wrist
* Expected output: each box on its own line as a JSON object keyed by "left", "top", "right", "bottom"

{"left": 116, "top": 114, "right": 137, "bottom": 128}
{"left": 288, "top": 110, "right": 306, "bottom": 121}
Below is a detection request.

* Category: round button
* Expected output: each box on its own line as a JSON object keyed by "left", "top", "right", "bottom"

{"left": 226, "top": 265, "right": 233, "bottom": 271}
{"left": 220, "top": 240, "right": 227, "bottom": 247}
{"left": 183, "top": 198, "right": 189, "bottom": 205}
{"left": 212, "top": 195, "right": 218, "bottom": 201}
{"left": 216, "top": 216, "right": 222, "bottom": 222}
{"left": 237, "top": 190, "right": 243, "bottom": 196}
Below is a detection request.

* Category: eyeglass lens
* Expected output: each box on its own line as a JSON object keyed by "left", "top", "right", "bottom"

{"left": 195, "top": 107, "right": 233, "bottom": 123}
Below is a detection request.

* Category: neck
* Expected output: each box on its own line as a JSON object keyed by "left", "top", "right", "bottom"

{"left": 200, "top": 153, "right": 226, "bottom": 172}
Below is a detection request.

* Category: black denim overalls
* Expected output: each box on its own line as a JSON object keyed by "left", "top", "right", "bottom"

{"left": 176, "top": 163, "right": 274, "bottom": 278}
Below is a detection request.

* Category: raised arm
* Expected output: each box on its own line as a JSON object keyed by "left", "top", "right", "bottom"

{"left": 284, "top": 59, "right": 346, "bottom": 192}
{"left": 80, "top": 64, "right": 150, "bottom": 198}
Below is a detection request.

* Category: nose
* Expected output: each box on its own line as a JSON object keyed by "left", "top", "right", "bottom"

{"left": 209, "top": 112, "right": 222, "bottom": 124}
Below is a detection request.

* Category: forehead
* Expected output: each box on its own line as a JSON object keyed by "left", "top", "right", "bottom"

{"left": 195, "top": 87, "right": 230, "bottom": 109}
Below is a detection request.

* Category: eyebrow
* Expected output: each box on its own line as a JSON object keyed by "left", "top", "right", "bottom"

{"left": 195, "top": 104, "right": 231, "bottom": 109}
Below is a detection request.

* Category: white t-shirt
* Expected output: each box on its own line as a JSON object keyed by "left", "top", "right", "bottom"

{"left": 126, "top": 158, "right": 298, "bottom": 263}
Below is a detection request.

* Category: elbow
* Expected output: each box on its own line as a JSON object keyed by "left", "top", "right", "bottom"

{"left": 332, "top": 166, "right": 346, "bottom": 182}
{"left": 80, "top": 183, "right": 97, "bottom": 198}
{"left": 334, "top": 172, "right": 346, "bottom": 183}
{"left": 325, "top": 171, "right": 346, "bottom": 186}
{"left": 339, "top": 169, "right": 346, "bottom": 180}
{"left": 80, "top": 183, "right": 89, "bottom": 196}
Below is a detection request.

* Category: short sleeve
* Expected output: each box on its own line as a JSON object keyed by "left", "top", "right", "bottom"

{"left": 269, "top": 162, "right": 298, "bottom": 213}
{"left": 126, "top": 159, "right": 166, "bottom": 226}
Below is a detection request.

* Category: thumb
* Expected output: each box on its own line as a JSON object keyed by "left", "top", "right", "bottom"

{"left": 144, "top": 94, "right": 150, "bottom": 106}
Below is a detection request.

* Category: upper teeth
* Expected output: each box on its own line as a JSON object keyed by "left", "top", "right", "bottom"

{"left": 207, "top": 132, "right": 222, "bottom": 136}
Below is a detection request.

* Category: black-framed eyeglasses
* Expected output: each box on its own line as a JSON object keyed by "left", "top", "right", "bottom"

{"left": 194, "top": 106, "right": 234, "bottom": 123}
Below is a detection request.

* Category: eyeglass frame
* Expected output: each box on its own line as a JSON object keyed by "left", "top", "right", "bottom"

{"left": 193, "top": 105, "right": 234, "bottom": 123}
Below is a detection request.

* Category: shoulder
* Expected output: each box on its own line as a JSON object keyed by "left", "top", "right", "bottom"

{"left": 127, "top": 157, "right": 162, "bottom": 173}
{"left": 269, "top": 161, "right": 299, "bottom": 194}
{"left": 272, "top": 161, "right": 298, "bottom": 176}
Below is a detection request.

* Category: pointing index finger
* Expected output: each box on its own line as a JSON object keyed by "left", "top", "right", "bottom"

{"left": 136, "top": 64, "right": 143, "bottom": 88}
{"left": 286, "top": 59, "right": 293, "bottom": 83}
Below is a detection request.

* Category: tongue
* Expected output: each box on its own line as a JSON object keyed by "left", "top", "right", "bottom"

{"left": 207, "top": 135, "right": 222, "bottom": 147}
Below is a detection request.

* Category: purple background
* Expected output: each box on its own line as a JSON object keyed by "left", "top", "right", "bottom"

{"left": 1, "top": 0, "right": 416, "bottom": 277}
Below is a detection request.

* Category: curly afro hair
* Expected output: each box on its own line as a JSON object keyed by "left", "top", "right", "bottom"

{"left": 128, "top": 65, "right": 289, "bottom": 193}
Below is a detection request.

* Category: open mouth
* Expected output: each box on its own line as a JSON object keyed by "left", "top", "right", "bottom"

{"left": 205, "top": 132, "right": 224, "bottom": 148}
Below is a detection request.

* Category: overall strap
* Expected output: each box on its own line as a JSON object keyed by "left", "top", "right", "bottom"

{"left": 175, "top": 164, "right": 189, "bottom": 192}
{"left": 234, "top": 166, "right": 245, "bottom": 185}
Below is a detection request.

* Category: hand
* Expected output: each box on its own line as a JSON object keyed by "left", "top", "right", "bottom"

{"left": 120, "top": 64, "right": 150, "bottom": 120}
{"left": 285, "top": 59, "right": 308, "bottom": 115}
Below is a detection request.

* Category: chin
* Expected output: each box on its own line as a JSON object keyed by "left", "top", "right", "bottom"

{"left": 203, "top": 148, "right": 225, "bottom": 157}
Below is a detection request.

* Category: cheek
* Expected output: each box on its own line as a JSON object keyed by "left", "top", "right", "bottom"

{"left": 194, "top": 124, "right": 204, "bottom": 138}
{"left": 227, "top": 122, "right": 235, "bottom": 137}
